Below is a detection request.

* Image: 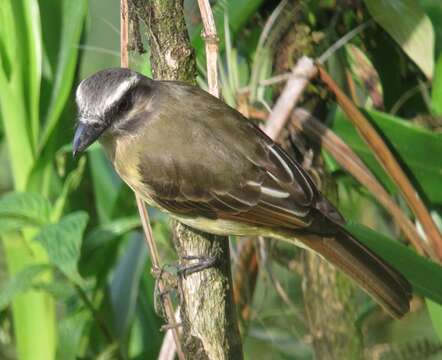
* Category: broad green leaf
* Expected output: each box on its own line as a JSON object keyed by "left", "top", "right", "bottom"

{"left": 347, "top": 222, "right": 442, "bottom": 304}
{"left": 35, "top": 212, "right": 88, "bottom": 283}
{"left": 83, "top": 215, "right": 141, "bottom": 250}
{"left": 431, "top": 53, "right": 442, "bottom": 115}
{"left": 427, "top": 299, "right": 442, "bottom": 342}
{"left": 0, "top": 264, "right": 50, "bottom": 311}
{"left": 419, "top": 0, "right": 442, "bottom": 55}
{"left": 109, "top": 234, "right": 147, "bottom": 339}
{"left": 33, "top": 281, "right": 75, "bottom": 299}
{"left": 364, "top": 0, "right": 435, "bottom": 79}
{"left": 332, "top": 108, "right": 442, "bottom": 204}
{"left": 80, "top": 216, "right": 140, "bottom": 277}
{"left": 0, "top": 192, "right": 52, "bottom": 232}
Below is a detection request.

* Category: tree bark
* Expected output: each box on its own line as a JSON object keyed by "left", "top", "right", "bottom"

{"left": 132, "top": 1, "right": 243, "bottom": 358}
{"left": 134, "top": 0, "right": 195, "bottom": 82}
{"left": 174, "top": 222, "right": 243, "bottom": 360}
{"left": 302, "top": 252, "right": 364, "bottom": 360}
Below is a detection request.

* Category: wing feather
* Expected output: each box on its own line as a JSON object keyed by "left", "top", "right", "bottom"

{"left": 135, "top": 84, "right": 338, "bottom": 232}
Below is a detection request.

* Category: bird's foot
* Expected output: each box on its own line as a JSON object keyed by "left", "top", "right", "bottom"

{"left": 177, "top": 255, "right": 217, "bottom": 278}
{"left": 150, "top": 255, "right": 216, "bottom": 317}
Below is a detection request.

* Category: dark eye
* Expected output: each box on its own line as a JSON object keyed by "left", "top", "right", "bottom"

{"left": 116, "top": 96, "right": 131, "bottom": 113}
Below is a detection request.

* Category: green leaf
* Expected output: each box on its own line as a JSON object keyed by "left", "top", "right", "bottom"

{"left": 39, "top": 0, "right": 88, "bottom": 149}
{"left": 431, "top": 53, "right": 442, "bottom": 115}
{"left": 347, "top": 222, "right": 442, "bottom": 304}
{"left": 22, "top": 0, "right": 42, "bottom": 149}
{"left": 56, "top": 312, "right": 88, "bottom": 360}
{"left": 419, "top": 0, "right": 442, "bottom": 56}
{"left": 128, "top": 264, "right": 163, "bottom": 358}
{"left": 88, "top": 147, "right": 122, "bottom": 223}
{"left": 427, "top": 299, "right": 442, "bottom": 343}
{"left": 188, "top": 0, "right": 264, "bottom": 63}
{"left": 109, "top": 234, "right": 147, "bottom": 339}
{"left": 0, "top": 28, "right": 35, "bottom": 191}
{"left": 80, "top": 216, "right": 140, "bottom": 277}
{"left": 0, "top": 264, "right": 50, "bottom": 311}
{"left": 52, "top": 156, "right": 86, "bottom": 221}
{"left": 0, "top": 192, "right": 52, "bottom": 232}
{"left": 364, "top": 0, "right": 435, "bottom": 79}
{"left": 331, "top": 108, "right": 442, "bottom": 204}
{"left": 35, "top": 212, "right": 88, "bottom": 283}
{"left": 33, "top": 281, "right": 75, "bottom": 299}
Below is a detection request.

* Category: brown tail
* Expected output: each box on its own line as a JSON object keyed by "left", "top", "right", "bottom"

{"left": 298, "top": 228, "right": 412, "bottom": 318}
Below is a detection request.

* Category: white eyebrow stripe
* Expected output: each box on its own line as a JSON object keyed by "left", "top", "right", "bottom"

{"left": 103, "top": 74, "right": 140, "bottom": 111}
{"left": 78, "top": 117, "right": 102, "bottom": 125}
{"left": 268, "top": 145, "right": 294, "bottom": 182}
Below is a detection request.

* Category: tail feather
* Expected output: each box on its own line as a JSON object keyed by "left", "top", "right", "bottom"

{"left": 299, "top": 228, "right": 412, "bottom": 318}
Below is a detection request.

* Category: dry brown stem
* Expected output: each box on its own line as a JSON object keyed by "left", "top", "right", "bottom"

{"left": 264, "top": 56, "right": 317, "bottom": 139}
{"left": 318, "top": 66, "right": 442, "bottom": 260}
{"left": 291, "top": 108, "right": 433, "bottom": 257}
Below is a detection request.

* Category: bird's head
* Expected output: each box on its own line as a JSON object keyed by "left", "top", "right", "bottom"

{"left": 73, "top": 68, "right": 154, "bottom": 156}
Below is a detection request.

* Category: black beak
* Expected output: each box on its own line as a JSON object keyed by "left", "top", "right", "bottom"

{"left": 73, "top": 121, "right": 107, "bottom": 157}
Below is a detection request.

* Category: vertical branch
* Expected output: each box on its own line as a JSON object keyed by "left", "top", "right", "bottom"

{"left": 132, "top": 0, "right": 242, "bottom": 358}
{"left": 197, "top": 0, "right": 219, "bottom": 96}
{"left": 303, "top": 252, "right": 364, "bottom": 360}
{"left": 120, "top": 1, "right": 184, "bottom": 359}
{"left": 120, "top": 0, "right": 129, "bottom": 68}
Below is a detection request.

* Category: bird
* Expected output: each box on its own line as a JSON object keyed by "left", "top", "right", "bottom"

{"left": 73, "top": 68, "right": 411, "bottom": 318}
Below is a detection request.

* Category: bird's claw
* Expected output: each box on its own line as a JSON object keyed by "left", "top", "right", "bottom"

{"left": 177, "top": 255, "right": 217, "bottom": 278}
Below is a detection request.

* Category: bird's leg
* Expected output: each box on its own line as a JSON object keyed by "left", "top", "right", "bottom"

{"left": 151, "top": 264, "right": 179, "bottom": 318}
{"left": 150, "top": 255, "right": 217, "bottom": 318}
{"left": 177, "top": 255, "right": 217, "bottom": 278}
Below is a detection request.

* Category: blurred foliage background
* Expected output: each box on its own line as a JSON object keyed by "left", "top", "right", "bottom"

{"left": 1, "top": 0, "right": 442, "bottom": 359}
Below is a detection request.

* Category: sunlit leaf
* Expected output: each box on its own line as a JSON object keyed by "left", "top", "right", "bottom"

{"left": 419, "top": 0, "right": 442, "bottom": 55}
{"left": 427, "top": 299, "right": 442, "bottom": 343}
{"left": 0, "top": 192, "right": 52, "bottom": 232}
{"left": 364, "top": 0, "right": 435, "bottom": 79}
